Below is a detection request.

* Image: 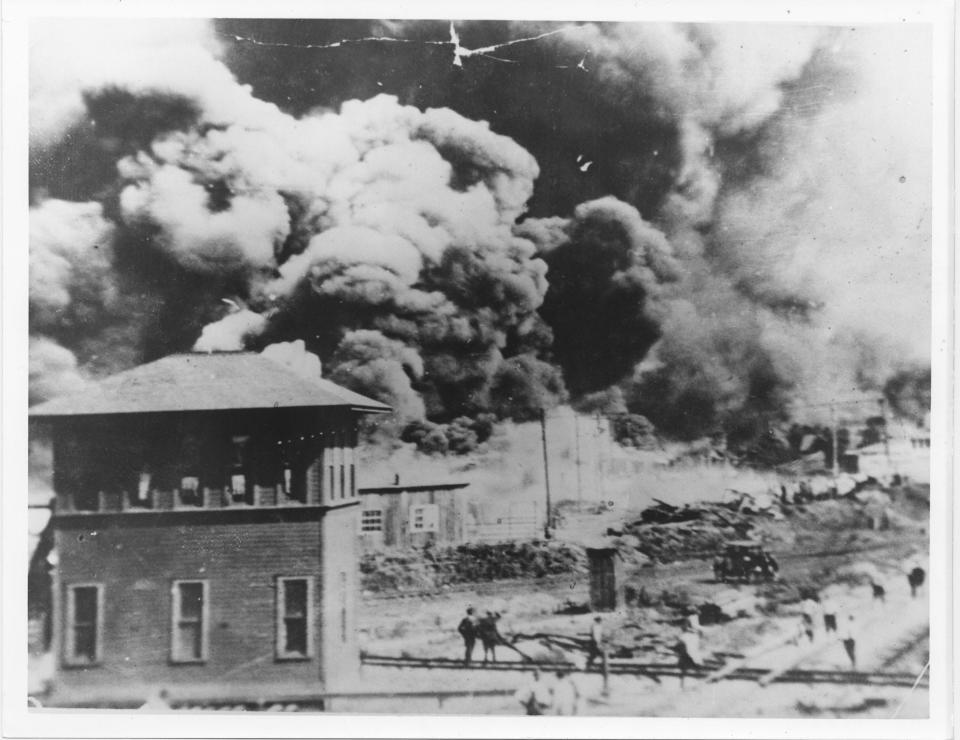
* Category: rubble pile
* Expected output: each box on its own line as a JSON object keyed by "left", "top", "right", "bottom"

{"left": 609, "top": 495, "right": 774, "bottom": 563}
{"left": 360, "top": 541, "right": 586, "bottom": 594}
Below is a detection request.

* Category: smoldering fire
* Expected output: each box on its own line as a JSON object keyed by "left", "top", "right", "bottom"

{"left": 28, "top": 19, "right": 931, "bottom": 445}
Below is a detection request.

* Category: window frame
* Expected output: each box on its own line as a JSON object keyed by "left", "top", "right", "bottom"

{"left": 275, "top": 576, "right": 315, "bottom": 661}
{"left": 409, "top": 503, "right": 439, "bottom": 532}
{"left": 361, "top": 509, "right": 384, "bottom": 532}
{"left": 63, "top": 583, "right": 104, "bottom": 667}
{"left": 170, "top": 579, "right": 209, "bottom": 664}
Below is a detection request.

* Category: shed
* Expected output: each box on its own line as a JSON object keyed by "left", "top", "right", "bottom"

{"left": 358, "top": 481, "right": 469, "bottom": 550}
{"left": 585, "top": 546, "right": 624, "bottom": 612}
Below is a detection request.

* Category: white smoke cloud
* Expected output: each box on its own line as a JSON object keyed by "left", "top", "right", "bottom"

{"left": 119, "top": 158, "right": 290, "bottom": 273}
{"left": 261, "top": 339, "right": 323, "bottom": 379}
{"left": 29, "top": 199, "right": 117, "bottom": 328}
{"left": 193, "top": 309, "right": 268, "bottom": 352}
{"left": 29, "top": 337, "right": 88, "bottom": 404}
{"left": 29, "top": 18, "right": 285, "bottom": 149}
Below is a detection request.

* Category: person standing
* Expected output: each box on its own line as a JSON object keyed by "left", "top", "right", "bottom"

{"left": 458, "top": 607, "right": 478, "bottom": 665}
{"left": 821, "top": 595, "right": 838, "bottom": 634}
{"left": 841, "top": 614, "right": 857, "bottom": 669}
{"left": 478, "top": 611, "right": 507, "bottom": 662}
{"left": 675, "top": 624, "right": 702, "bottom": 689}
{"left": 551, "top": 670, "right": 580, "bottom": 715}
{"left": 800, "top": 596, "right": 820, "bottom": 642}
{"left": 514, "top": 669, "right": 552, "bottom": 715}
{"left": 908, "top": 566, "right": 925, "bottom": 598}
{"left": 585, "top": 616, "right": 606, "bottom": 668}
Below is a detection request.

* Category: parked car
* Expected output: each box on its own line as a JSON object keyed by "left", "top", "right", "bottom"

{"left": 713, "top": 540, "right": 779, "bottom": 583}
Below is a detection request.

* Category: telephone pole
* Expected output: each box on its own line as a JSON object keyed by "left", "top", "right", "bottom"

{"left": 878, "top": 397, "right": 892, "bottom": 465}
{"left": 540, "top": 408, "right": 553, "bottom": 536}
{"left": 574, "top": 412, "right": 583, "bottom": 506}
{"left": 829, "top": 403, "right": 840, "bottom": 489}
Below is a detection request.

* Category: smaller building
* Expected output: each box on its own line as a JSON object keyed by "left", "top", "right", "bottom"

{"left": 849, "top": 422, "right": 930, "bottom": 484}
{"left": 358, "top": 481, "right": 469, "bottom": 550}
{"left": 585, "top": 546, "right": 624, "bottom": 612}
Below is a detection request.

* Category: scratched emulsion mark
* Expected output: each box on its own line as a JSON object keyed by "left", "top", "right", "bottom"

{"left": 222, "top": 21, "right": 589, "bottom": 68}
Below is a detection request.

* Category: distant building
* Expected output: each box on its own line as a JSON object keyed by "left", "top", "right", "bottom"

{"left": 850, "top": 422, "right": 931, "bottom": 484}
{"left": 358, "top": 481, "right": 546, "bottom": 551}
{"left": 358, "top": 481, "right": 470, "bottom": 550}
{"left": 29, "top": 352, "right": 389, "bottom": 707}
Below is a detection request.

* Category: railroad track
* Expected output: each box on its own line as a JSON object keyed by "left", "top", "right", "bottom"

{"left": 361, "top": 654, "right": 928, "bottom": 688}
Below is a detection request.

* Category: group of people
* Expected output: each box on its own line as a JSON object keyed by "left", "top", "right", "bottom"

{"left": 457, "top": 607, "right": 511, "bottom": 664}
{"left": 796, "top": 593, "right": 860, "bottom": 666}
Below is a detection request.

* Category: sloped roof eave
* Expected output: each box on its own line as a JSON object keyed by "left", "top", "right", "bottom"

{"left": 28, "top": 352, "right": 391, "bottom": 417}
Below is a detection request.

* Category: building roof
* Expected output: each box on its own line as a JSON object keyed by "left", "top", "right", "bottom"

{"left": 359, "top": 482, "right": 470, "bottom": 495}
{"left": 29, "top": 352, "right": 391, "bottom": 417}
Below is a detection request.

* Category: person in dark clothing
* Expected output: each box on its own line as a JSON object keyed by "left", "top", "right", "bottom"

{"left": 841, "top": 615, "right": 857, "bottom": 669}
{"left": 908, "top": 566, "right": 925, "bottom": 598}
{"left": 457, "top": 607, "right": 478, "bottom": 664}
{"left": 478, "top": 611, "right": 505, "bottom": 662}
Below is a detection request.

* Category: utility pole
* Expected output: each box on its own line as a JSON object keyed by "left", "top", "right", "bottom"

{"left": 540, "top": 408, "right": 553, "bottom": 537}
{"left": 574, "top": 412, "right": 583, "bottom": 506}
{"left": 878, "top": 397, "right": 892, "bottom": 466}
{"left": 829, "top": 403, "right": 840, "bottom": 490}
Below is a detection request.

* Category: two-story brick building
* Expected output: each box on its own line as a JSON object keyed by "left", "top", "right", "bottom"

{"left": 28, "top": 351, "right": 389, "bottom": 707}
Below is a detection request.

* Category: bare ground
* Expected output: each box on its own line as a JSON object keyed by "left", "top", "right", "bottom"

{"left": 351, "top": 491, "right": 929, "bottom": 717}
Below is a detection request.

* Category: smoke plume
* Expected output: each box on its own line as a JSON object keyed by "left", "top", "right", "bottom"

{"left": 28, "top": 18, "right": 932, "bottom": 447}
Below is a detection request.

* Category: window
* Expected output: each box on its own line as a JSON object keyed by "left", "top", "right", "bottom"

{"left": 171, "top": 580, "right": 207, "bottom": 663}
{"left": 409, "top": 504, "right": 439, "bottom": 532}
{"left": 229, "top": 436, "right": 250, "bottom": 504}
{"left": 179, "top": 476, "right": 201, "bottom": 506}
{"left": 361, "top": 509, "right": 383, "bottom": 532}
{"left": 65, "top": 584, "right": 102, "bottom": 665}
{"left": 276, "top": 577, "right": 314, "bottom": 660}
{"left": 230, "top": 474, "right": 246, "bottom": 499}
{"left": 137, "top": 472, "right": 152, "bottom": 503}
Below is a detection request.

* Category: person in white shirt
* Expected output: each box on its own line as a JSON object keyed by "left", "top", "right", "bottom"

{"left": 515, "top": 669, "right": 552, "bottom": 715}
{"left": 586, "top": 616, "right": 606, "bottom": 668}
{"left": 551, "top": 670, "right": 580, "bottom": 715}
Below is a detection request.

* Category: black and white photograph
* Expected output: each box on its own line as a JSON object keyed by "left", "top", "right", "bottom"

{"left": 3, "top": 2, "right": 954, "bottom": 736}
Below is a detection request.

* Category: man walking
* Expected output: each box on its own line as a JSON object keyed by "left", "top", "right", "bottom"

{"left": 457, "top": 607, "right": 478, "bottom": 665}
{"left": 675, "top": 622, "right": 702, "bottom": 689}
{"left": 585, "top": 616, "right": 606, "bottom": 668}
{"left": 841, "top": 614, "right": 857, "bottom": 669}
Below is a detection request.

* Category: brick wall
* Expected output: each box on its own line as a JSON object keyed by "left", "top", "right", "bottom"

{"left": 49, "top": 506, "right": 358, "bottom": 706}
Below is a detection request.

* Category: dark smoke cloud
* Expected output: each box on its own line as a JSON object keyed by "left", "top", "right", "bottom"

{"left": 28, "top": 18, "right": 931, "bottom": 444}
{"left": 527, "top": 196, "right": 679, "bottom": 395}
